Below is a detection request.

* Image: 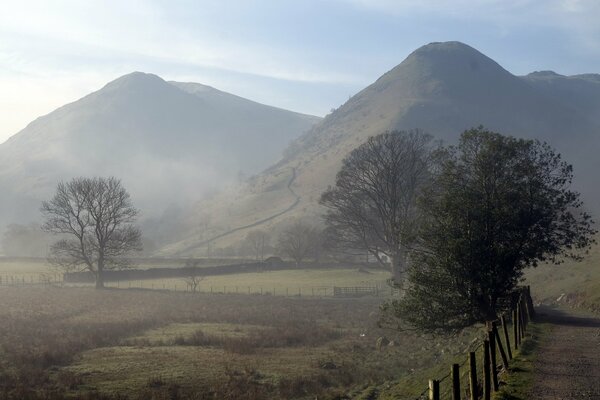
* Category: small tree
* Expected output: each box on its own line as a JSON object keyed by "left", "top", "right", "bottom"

{"left": 41, "top": 177, "right": 142, "bottom": 289}
{"left": 183, "top": 260, "right": 204, "bottom": 292}
{"left": 393, "top": 128, "right": 596, "bottom": 333}
{"left": 245, "top": 230, "right": 271, "bottom": 261}
{"left": 277, "top": 222, "right": 320, "bottom": 266}
{"left": 320, "top": 130, "right": 437, "bottom": 283}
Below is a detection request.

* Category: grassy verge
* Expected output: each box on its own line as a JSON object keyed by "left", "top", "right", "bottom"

{"left": 493, "top": 322, "right": 551, "bottom": 400}
{"left": 524, "top": 234, "right": 600, "bottom": 312}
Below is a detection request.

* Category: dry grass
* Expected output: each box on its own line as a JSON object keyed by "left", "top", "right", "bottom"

{"left": 97, "top": 267, "right": 389, "bottom": 296}
{"left": 524, "top": 236, "right": 600, "bottom": 311}
{"left": 0, "top": 286, "right": 480, "bottom": 399}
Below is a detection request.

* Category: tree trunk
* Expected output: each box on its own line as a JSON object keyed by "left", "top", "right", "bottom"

{"left": 390, "top": 249, "right": 407, "bottom": 285}
{"left": 95, "top": 272, "right": 104, "bottom": 289}
{"left": 96, "top": 259, "right": 105, "bottom": 289}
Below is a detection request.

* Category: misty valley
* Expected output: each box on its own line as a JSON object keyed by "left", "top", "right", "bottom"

{"left": 2, "top": 7, "right": 600, "bottom": 400}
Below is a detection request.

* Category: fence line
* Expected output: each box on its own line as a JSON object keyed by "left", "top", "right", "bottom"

{"left": 416, "top": 286, "right": 535, "bottom": 400}
{"left": 0, "top": 275, "right": 399, "bottom": 299}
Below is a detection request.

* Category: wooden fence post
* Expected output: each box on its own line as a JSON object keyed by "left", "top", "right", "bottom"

{"left": 518, "top": 301, "right": 525, "bottom": 338}
{"left": 469, "top": 351, "right": 478, "bottom": 400}
{"left": 526, "top": 286, "right": 536, "bottom": 319}
{"left": 501, "top": 315, "right": 513, "bottom": 359}
{"left": 483, "top": 339, "right": 491, "bottom": 400}
{"left": 452, "top": 363, "right": 460, "bottom": 400}
{"left": 493, "top": 321, "right": 509, "bottom": 369}
{"left": 521, "top": 294, "right": 531, "bottom": 332}
{"left": 488, "top": 329, "right": 499, "bottom": 391}
{"left": 429, "top": 379, "right": 440, "bottom": 400}
{"left": 514, "top": 308, "right": 520, "bottom": 348}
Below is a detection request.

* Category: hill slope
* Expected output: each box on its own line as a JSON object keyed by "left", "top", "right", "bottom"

{"left": 0, "top": 72, "right": 319, "bottom": 242}
{"left": 163, "top": 41, "right": 600, "bottom": 256}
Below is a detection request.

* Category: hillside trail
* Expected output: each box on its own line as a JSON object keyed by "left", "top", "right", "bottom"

{"left": 530, "top": 307, "right": 600, "bottom": 399}
{"left": 175, "top": 167, "right": 301, "bottom": 255}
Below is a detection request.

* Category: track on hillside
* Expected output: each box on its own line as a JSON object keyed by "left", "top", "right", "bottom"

{"left": 175, "top": 167, "right": 301, "bottom": 255}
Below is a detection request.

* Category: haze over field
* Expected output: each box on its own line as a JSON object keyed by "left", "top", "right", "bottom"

{"left": 0, "top": 73, "right": 319, "bottom": 245}
{"left": 2, "top": 40, "right": 600, "bottom": 256}
{"left": 2, "top": 2, "right": 600, "bottom": 400}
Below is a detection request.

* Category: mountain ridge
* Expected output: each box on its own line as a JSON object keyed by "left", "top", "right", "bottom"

{"left": 0, "top": 72, "right": 320, "bottom": 246}
{"left": 161, "top": 41, "right": 600, "bottom": 256}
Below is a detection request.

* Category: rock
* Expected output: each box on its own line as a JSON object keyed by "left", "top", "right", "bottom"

{"left": 376, "top": 336, "right": 390, "bottom": 350}
{"left": 320, "top": 361, "right": 337, "bottom": 370}
{"left": 388, "top": 340, "right": 396, "bottom": 347}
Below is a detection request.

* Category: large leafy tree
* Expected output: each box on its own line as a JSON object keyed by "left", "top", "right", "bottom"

{"left": 320, "top": 130, "right": 437, "bottom": 283}
{"left": 393, "top": 127, "right": 596, "bottom": 333}
{"left": 41, "top": 177, "right": 142, "bottom": 288}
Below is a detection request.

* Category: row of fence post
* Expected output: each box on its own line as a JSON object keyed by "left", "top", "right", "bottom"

{"left": 1, "top": 277, "right": 401, "bottom": 299}
{"left": 427, "top": 286, "right": 535, "bottom": 400}
{"left": 0, "top": 274, "right": 62, "bottom": 286}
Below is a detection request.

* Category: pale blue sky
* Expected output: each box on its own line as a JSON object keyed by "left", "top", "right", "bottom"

{"left": 1, "top": 0, "right": 599, "bottom": 143}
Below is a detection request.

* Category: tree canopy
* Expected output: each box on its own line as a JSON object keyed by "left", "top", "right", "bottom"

{"left": 393, "top": 127, "right": 596, "bottom": 333}
{"left": 320, "top": 130, "right": 437, "bottom": 282}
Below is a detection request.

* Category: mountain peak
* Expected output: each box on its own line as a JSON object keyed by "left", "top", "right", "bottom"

{"left": 404, "top": 41, "right": 505, "bottom": 73}
{"left": 368, "top": 40, "right": 512, "bottom": 99}
{"left": 526, "top": 70, "right": 564, "bottom": 80}
{"left": 101, "top": 71, "right": 167, "bottom": 92}
{"left": 413, "top": 41, "right": 480, "bottom": 54}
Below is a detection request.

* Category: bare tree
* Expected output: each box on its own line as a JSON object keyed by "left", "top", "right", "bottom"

{"left": 183, "top": 260, "right": 204, "bottom": 292}
{"left": 320, "top": 130, "right": 437, "bottom": 284}
{"left": 41, "top": 177, "right": 142, "bottom": 289}
{"left": 277, "top": 221, "right": 321, "bottom": 266}
{"left": 245, "top": 230, "right": 271, "bottom": 261}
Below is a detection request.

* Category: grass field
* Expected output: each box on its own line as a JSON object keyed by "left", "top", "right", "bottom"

{"left": 0, "top": 257, "right": 391, "bottom": 298}
{"left": 100, "top": 267, "right": 390, "bottom": 296}
{"left": 0, "top": 286, "right": 484, "bottom": 399}
{"left": 524, "top": 236, "right": 600, "bottom": 311}
{"left": 1, "top": 238, "right": 596, "bottom": 399}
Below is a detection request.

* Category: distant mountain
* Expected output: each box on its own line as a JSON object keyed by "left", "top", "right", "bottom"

{"left": 162, "top": 41, "right": 600, "bottom": 256}
{"left": 522, "top": 71, "right": 600, "bottom": 125}
{"left": 0, "top": 72, "right": 320, "bottom": 243}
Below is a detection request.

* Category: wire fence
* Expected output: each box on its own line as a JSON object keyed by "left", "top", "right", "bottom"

{"left": 411, "top": 286, "right": 535, "bottom": 400}
{"left": 0, "top": 273, "right": 400, "bottom": 298}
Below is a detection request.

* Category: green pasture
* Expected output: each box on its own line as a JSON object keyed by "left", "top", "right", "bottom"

{"left": 524, "top": 237, "right": 600, "bottom": 310}
{"left": 100, "top": 267, "right": 390, "bottom": 297}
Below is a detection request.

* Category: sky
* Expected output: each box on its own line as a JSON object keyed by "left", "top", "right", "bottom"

{"left": 1, "top": 0, "right": 599, "bottom": 143}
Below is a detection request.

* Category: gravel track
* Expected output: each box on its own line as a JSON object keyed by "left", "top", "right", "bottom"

{"left": 530, "top": 307, "right": 600, "bottom": 399}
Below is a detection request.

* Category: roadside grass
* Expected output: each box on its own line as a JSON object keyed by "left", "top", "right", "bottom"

{"left": 525, "top": 235, "right": 600, "bottom": 311}
{"left": 493, "top": 322, "right": 550, "bottom": 400}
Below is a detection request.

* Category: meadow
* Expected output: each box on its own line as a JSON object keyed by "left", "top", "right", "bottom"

{"left": 0, "top": 258, "right": 391, "bottom": 297}
{"left": 524, "top": 237, "right": 600, "bottom": 311}
{"left": 1, "top": 241, "right": 597, "bottom": 400}
{"left": 0, "top": 284, "right": 483, "bottom": 400}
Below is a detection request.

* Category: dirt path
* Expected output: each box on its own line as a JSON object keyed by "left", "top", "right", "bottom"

{"left": 530, "top": 307, "right": 600, "bottom": 399}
